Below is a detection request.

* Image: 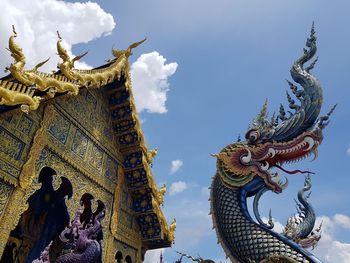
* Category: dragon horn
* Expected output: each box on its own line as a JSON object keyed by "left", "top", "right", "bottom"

{"left": 306, "top": 56, "right": 319, "bottom": 72}
{"left": 271, "top": 23, "right": 323, "bottom": 141}
{"left": 318, "top": 104, "right": 337, "bottom": 128}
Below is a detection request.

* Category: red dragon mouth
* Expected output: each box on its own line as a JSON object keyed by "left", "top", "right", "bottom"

{"left": 240, "top": 132, "right": 321, "bottom": 192}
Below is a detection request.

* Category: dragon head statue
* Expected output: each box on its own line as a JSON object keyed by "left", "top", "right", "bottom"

{"left": 214, "top": 24, "right": 336, "bottom": 194}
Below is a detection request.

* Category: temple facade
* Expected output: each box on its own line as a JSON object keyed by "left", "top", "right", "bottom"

{"left": 0, "top": 27, "right": 175, "bottom": 263}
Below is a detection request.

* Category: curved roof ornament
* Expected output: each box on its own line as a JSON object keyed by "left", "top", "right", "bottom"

{"left": 112, "top": 38, "right": 146, "bottom": 59}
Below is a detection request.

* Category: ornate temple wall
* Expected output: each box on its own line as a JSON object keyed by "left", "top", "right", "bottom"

{"left": 0, "top": 87, "right": 143, "bottom": 262}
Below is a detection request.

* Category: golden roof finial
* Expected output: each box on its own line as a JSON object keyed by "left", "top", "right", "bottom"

{"left": 168, "top": 218, "right": 176, "bottom": 243}
{"left": 112, "top": 38, "right": 146, "bottom": 58}
{"left": 157, "top": 184, "right": 167, "bottom": 205}
{"left": 8, "top": 25, "right": 25, "bottom": 64}
{"left": 56, "top": 31, "right": 71, "bottom": 62}
{"left": 57, "top": 30, "right": 62, "bottom": 40}
{"left": 12, "top": 25, "right": 17, "bottom": 36}
{"left": 147, "top": 148, "right": 158, "bottom": 165}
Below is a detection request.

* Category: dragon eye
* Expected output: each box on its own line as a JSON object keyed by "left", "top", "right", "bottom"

{"left": 246, "top": 129, "right": 260, "bottom": 143}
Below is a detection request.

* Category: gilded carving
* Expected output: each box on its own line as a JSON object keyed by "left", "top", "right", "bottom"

{"left": 0, "top": 27, "right": 138, "bottom": 112}
{"left": 156, "top": 184, "right": 167, "bottom": 206}
{"left": 56, "top": 89, "right": 120, "bottom": 159}
{"left": 47, "top": 113, "right": 71, "bottom": 145}
{"left": 87, "top": 143, "right": 104, "bottom": 172}
{"left": 146, "top": 148, "right": 158, "bottom": 165}
{"left": 19, "top": 105, "right": 56, "bottom": 189}
{"left": 0, "top": 183, "right": 12, "bottom": 218}
{"left": 7, "top": 27, "right": 79, "bottom": 96}
{"left": 110, "top": 167, "right": 142, "bottom": 249}
{"left": 104, "top": 156, "right": 118, "bottom": 184}
{"left": 0, "top": 80, "right": 41, "bottom": 113}
{"left": 71, "top": 128, "right": 89, "bottom": 159}
{"left": 0, "top": 127, "right": 25, "bottom": 160}
{"left": 57, "top": 32, "right": 127, "bottom": 88}
{"left": 0, "top": 158, "right": 20, "bottom": 185}
{"left": 110, "top": 167, "right": 124, "bottom": 236}
{"left": 112, "top": 38, "right": 146, "bottom": 59}
{"left": 168, "top": 218, "right": 176, "bottom": 243}
{"left": 17, "top": 114, "right": 34, "bottom": 135}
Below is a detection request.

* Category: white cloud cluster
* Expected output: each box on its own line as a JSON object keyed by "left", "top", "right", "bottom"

{"left": 268, "top": 214, "right": 350, "bottom": 262}
{"left": 334, "top": 214, "right": 350, "bottom": 229}
{"left": 130, "top": 51, "right": 178, "bottom": 114}
{"left": 165, "top": 198, "right": 213, "bottom": 249}
{"left": 144, "top": 248, "right": 165, "bottom": 263}
{"left": 313, "top": 214, "right": 350, "bottom": 262}
{"left": 0, "top": 0, "right": 115, "bottom": 75}
{"left": 169, "top": 181, "right": 187, "bottom": 196}
{"left": 347, "top": 144, "right": 350, "bottom": 156}
{"left": 170, "top": 159, "right": 183, "bottom": 174}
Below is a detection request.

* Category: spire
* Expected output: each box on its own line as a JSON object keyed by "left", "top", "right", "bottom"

{"left": 249, "top": 99, "right": 269, "bottom": 130}
{"left": 257, "top": 99, "right": 268, "bottom": 122}
{"left": 278, "top": 104, "right": 287, "bottom": 121}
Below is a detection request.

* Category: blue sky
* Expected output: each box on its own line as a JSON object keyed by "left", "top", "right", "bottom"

{"left": 1, "top": 1, "right": 350, "bottom": 262}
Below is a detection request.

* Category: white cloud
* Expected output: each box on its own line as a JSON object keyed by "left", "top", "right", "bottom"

{"left": 164, "top": 198, "right": 213, "bottom": 249}
{"left": 169, "top": 181, "right": 187, "bottom": 196}
{"left": 144, "top": 248, "right": 165, "bottom": 263}
{"left": 0, "top": 0, "right": 115, "bottom": 75}
{"left": 313, "top": 214, "right": 350, "bottom": 263}
{"left": 261, "top": 217, "right": 284, "bottom": 233}
{"left": 267, "top": 214, "right": 350, "bottom": 263}
{"left": 170, "top": 159, "right": 183, "bottom": 174}
{"left": 334, "top": 214, "right": 350, "bottom": 229}
{"left": 130, "top": 51, "right": 178, "bottom": 114}
{"left": 347, "top": 144, "right": 350, "bottom": 155}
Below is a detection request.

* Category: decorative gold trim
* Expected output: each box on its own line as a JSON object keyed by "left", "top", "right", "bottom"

{"left": 145, "top": 148, "right": 158, "bottom": 165}
{"left": 110, "top": 166, "right": 142, "bottom": 249}
{"left": 0, "top": 80, "right": 41, "bottom": 113}
{"left": 54, "top": 103, "right": 124, "bottom": 163}
{"left": 168, "top": 218, "right": 176, "bottom": 243}
{"left": 117, "top": 65, "right": 173, "bottom": 244}
{"left": 57, "top": 31, "right": 127, "bottom": 88}
{"left": 156, "top": 184, "right": 166, "bottom": 206}
{"left": 110, "top": 166, "right": 124, "bottom": 236}
{"left": 19, "top": 105, "right": 56, "bottom": 188}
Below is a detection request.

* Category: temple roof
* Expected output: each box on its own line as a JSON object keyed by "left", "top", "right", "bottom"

{"left": 0, "top": 26, "right": 175, "bottom": 249}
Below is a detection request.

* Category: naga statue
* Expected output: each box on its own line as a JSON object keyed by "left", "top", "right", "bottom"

{"left": 209, "top": 24, "right": 335, "bottom": 262}
{"left": 33, "top": 200, "right": 106, "bottom": 263}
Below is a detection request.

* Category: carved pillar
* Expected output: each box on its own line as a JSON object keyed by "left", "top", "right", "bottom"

{"left": 0, "top": 105, "right": 56, "bottom": 257}
{"left": 105, "top": 165, "right": 123, "bottom": 263}
{"left": 110, "top": 166, "right": 124, "bottom": 236}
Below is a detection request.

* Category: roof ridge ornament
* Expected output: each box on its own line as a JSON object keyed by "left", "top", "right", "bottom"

{"left": 56, "top": 31, "right": 88, "bottom": 71}
{"left": 0, "top": 26, "right": 142, "bottom": 112}
{"left": 112, "top": 38, "right": 146, "bottom": 59}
